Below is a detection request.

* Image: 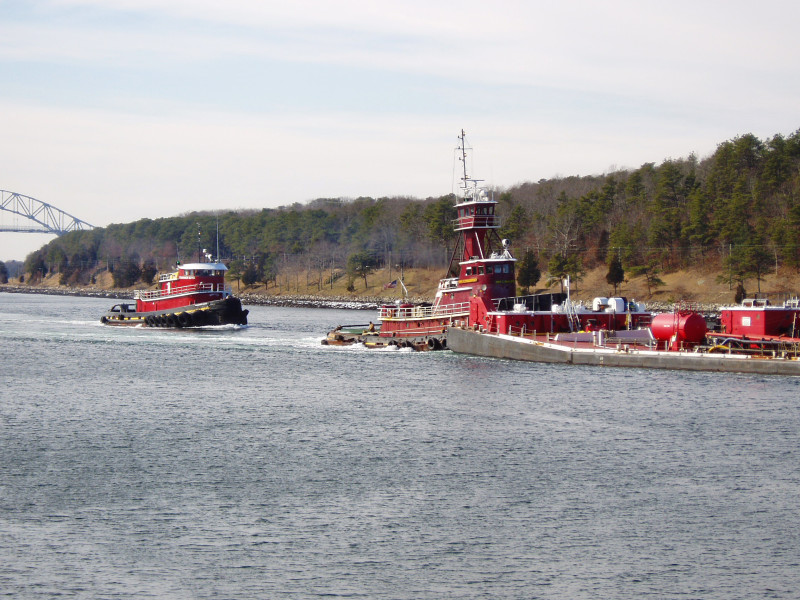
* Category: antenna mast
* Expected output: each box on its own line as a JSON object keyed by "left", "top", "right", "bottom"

{"left": 459, "top": 129, "right": 469, "bottom": 193}
{"left": 216, "top": 217, "right": 220, "bottom": 263}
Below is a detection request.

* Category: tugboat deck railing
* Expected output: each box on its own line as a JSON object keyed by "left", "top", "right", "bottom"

{"left": 134, "top": 282, "right": 231, "bottom": 300}
{"left": 380, "top": 301, "right": 470, "bottom": 320}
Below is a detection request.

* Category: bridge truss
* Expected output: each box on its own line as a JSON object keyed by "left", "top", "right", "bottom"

{"left": 0, "top": 190, "right": 94, "bottom": 235}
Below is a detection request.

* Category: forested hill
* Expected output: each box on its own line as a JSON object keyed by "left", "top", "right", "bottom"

{"left": 21, "top": 129, "right": 800, "bottom": 293}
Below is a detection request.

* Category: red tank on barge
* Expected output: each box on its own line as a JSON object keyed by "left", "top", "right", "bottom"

{"left": 101, "top": 259, "right": 248, "bottom": 328}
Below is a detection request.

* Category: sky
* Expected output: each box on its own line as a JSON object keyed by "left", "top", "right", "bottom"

{"left": 1, "top": 0, "right": 799, "bottom": 261}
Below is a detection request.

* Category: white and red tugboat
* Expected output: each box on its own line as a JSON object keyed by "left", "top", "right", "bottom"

{"left": 323, "top": 130, "right": 515, "bottom": 350}
{"left": 101, "top": 258, "right": 248, "bottom": 328}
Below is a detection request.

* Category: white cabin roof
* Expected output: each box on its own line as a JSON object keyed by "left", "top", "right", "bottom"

{"left": 179, "top": 262, "right": 228, "bottom": 271}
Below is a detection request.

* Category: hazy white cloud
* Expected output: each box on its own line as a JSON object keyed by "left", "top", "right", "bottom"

{"left": 1, "top": 0, "right": 799, "bottom": 259}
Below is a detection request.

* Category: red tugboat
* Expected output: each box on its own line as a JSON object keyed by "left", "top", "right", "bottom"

{"left": 323, "top": 130, "right": 515, "bottom": 350}
{"left": 100, "top": 257, "right": 248, "bottom": 328}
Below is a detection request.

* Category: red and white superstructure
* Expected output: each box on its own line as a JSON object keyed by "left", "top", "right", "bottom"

{"left": 135, "top": 262, "right": 233, "bottom": 312}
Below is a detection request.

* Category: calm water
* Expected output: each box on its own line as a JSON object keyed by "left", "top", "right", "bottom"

{"left": 1, "top": 292, "right": 799, "bottom": 599}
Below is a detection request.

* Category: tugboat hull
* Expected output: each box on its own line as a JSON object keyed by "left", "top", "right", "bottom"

{"left": 101, "top": 296, "right": 248, "bottom": 327}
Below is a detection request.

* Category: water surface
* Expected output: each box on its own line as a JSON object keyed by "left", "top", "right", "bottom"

{"left": 1, "top": 292, "right": 799, "bottom": 598}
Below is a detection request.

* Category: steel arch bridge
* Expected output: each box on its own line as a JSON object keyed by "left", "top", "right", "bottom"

{"left": 0, "top": 190, "right": 94, "bottom": 235}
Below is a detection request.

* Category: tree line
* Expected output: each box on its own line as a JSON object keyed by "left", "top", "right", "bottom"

{"left": 22, "top": 128, "right": 800, "bottom": 295}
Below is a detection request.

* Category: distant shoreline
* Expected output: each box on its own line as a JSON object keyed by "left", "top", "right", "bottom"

{"left": 0, "top": 285, "right": 385, "bottom": 311}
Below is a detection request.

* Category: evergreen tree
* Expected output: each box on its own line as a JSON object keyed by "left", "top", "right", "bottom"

{"left": 227, "top": 259, "right": 244, "bottom": 291}
{"left": 516, "top": 250, "right": 541, "bottom": 294}
{"left": 499, "top": 205, "right": 530, "bottom": 242}
{"left": 423, "top": 196, "right": 458, "bottom": 248}
{"left": 605, "top": 252, "right": 625, "bottom": 294}
{"left": 242, "top": 263, "right": 260, "bottom": 286}
{"left": 547, "top": 254, "right": 569, "bottom": 293}
{"left": 140, "top": 261, "right": 157, "bottom": 286}
{"left": 724, "top": 242, "right": 773, "bottom": 294}
{"left": 629, "top": 261, "right": 665, "bottom": 296}
{"left": 111, "top": 260, "right": 141, "bottom": 288}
